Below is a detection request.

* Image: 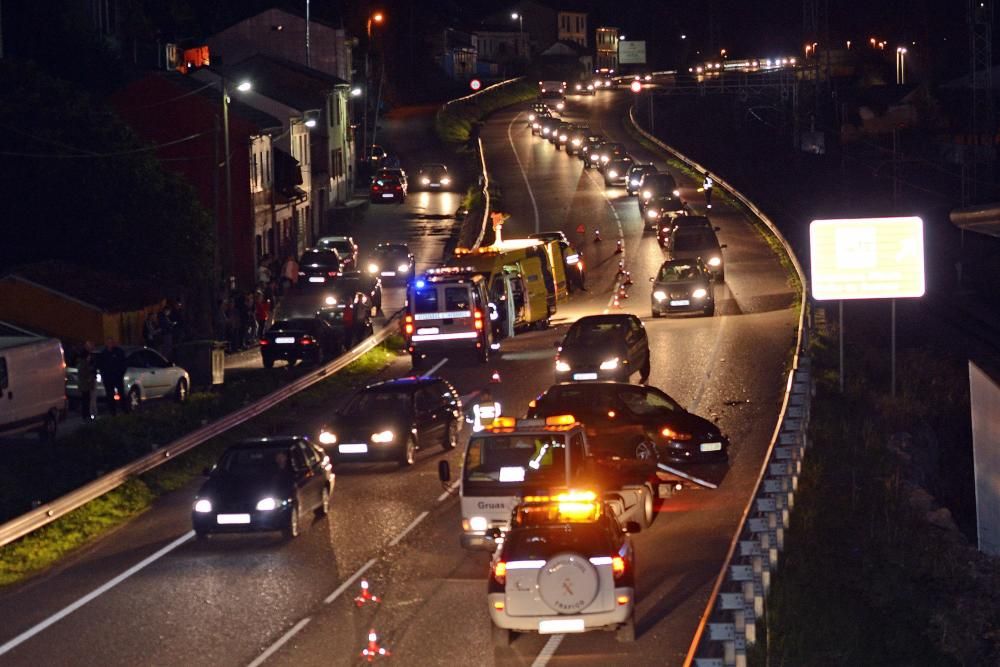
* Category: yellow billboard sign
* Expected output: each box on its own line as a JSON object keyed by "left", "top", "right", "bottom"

{"left": 809, "top": 216, "right": 925, "bottom": 300}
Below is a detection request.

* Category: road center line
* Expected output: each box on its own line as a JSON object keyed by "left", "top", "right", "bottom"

{"left": 324, "top": 557, "right": 378, "bottom": 604}
{"left": 421, "top": 357, "right": 448, "bottom": 377}
{"left": 437, "top": 482, "right": 459, "bottom": 503}
{"left": 0, "top": 530, "right": 195, "bottom": 657}
{"left": 388, "top": 510, "right": 429, "bottom": 547}
{"left": 246, "top": 617, "right": 312, "bottom": 667}
{"left": 531, "top": 633, "right": 566, "bottom": 667}
{"left": 506, "top": 111, "right": 541, "bottom": 234}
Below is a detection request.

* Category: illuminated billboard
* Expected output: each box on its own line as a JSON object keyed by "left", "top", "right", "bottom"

{"left": 809, "top": 216, "right": 925, "bottom": 300}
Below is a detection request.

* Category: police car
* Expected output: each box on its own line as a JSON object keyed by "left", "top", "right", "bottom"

{"left": 488, "top": 490, "right": 640, "bottom": 645}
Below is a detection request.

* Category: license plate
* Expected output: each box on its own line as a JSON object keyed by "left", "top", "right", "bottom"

{"left": 417, "top": 327, "right": 440, "bottom": 335}
{"left": 700, "top": 442, "right": 722, "bottom": 452}
{"left": 573, "top": 372, "right": 598, "bottom": 381}
{"left": 274, "top": 337, "right": 296, "bottom": 344}
{"left": 380, "top": 271, "right": 396, "bottom": 276}
{"left": 430, "top": 183, "right": 440, "bottom": 187}
{"left": 338, "top": 443, "right": 368, "bottom": 454}
{"left": 217, "top": 514, "right": 251, "bottom": 525}
{"left": 308, "top": 276, "right": 325, "bottom": 283}
{"left": 539, "top": 619, "right": 585, "bottom": 634}
{"left": 670, "top": 299, "right": 690, "bottom": 306}
{"left": 381, "top": 193, "right": 395, "bottom": 198}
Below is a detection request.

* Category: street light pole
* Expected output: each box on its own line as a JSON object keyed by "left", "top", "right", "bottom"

{"left": 305, "top": 0, "right": 311, "bottom": 67}
{"left": 363, "top": 12, "right": 384, "bottom": 165}
{"left": 511, "top": 12, "right": 524, "bottom": 58}
{"left": 222, "top": 82, "right": 233, "bottom": 287}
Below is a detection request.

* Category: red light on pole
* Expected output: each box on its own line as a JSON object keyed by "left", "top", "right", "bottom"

{"left": 630, "top": 80, "right": 642, "bottom": 93}
{"left": 470, "top": 78, "right": 482, "bottom": 91}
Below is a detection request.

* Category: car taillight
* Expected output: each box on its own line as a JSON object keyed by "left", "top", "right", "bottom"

{"left": 328, "top": 271, "right": 338, "bottom": 276}
{"left": 301, "top": 336, "right": 315, "bottom": 346}
{"left": 492, "top": 561, "right": 507, "bottom": 585}
{"left": 260, "top": 339, "right": 269, "bottom": 346}
{"left": 404, "top": 314, "right": 414, "bottom": 336}
{"left": 372, "top": 185, "right": 381, "bottom": 191}
{"left": 612, "top": 556, "right": 626, "bottom": 580}
{"left": 474, "top": 309, "right": 483, "bottom": 330}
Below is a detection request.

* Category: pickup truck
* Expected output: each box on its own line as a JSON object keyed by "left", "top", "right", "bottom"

{"left": 438, "top": 414, "right": 661, "bottom": 551}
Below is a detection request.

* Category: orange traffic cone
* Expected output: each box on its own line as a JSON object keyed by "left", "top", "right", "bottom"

{"left": 490, "top": 370, "right": 501, "bottom": 383}
{"left": 624, "top": 271, "right": 633, "bottom": 286}
{"left": 618, "top": 285, "right": 629, "bottom": 299}
{"left": 612, "top": 293, "right": 621, "bottom": 308}
{"left": 593, "top": 229, "right": 602, "bottom": 242}
{"left": 361, "top": 628, "right": 390, "bottom": 662}
{"left": 614, "top": 239, "right": 623, "bottom": 254}
{"left": 354, "top": 579, "right": 381, "bottom": 607}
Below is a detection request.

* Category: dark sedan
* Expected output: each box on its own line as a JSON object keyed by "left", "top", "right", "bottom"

{"left": 365, "top": 242, "right": 415, "bottom": 284}
{"left": 260, "top": 318, "right": 341, "bottom": 368}
{"left": 584, "top": 140, "right": 607, "bottom": 168}
{"left": 192, "top": 437, "right": 334, "bottom": 539}
{"left": 415, "top": 163, "right": 452, "bottom": 191}
{"left": 539, "top": 116, "right": 562, "bottom": 140}
{"left": 370, "top": 175, "right": 406, "bottom": 202}
{"left": 665, "top": 226, "right": 727, "bottom": 281}
{"left": 603, "top": 157, "right": 635, "bottom": 187}
{"left": 565, "top": 127, "right": 592, "bottom": 155}
{"left": 650, "top": 258, "right": 715, "bottom": 317}
{"left": 298, "top": 248, "right": 343, "bottom": 284}
{"left": 646, "top": 197, "right": 690, "bottom": 231}
{"left": 626, "top": 164, "right": 658, "bottom": 195}
{"left": 554, "top": 314, "right": 650, "bottom": 384}
{"left": 527, "top": 382, "right": 730, "bottom": 464}
{"left": 318, "top": 376, "right": 462, "bottom": 467}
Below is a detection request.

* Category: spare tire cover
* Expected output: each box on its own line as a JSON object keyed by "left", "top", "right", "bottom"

{"left": 537, "top": 553, "right": 599, "bottom": 614}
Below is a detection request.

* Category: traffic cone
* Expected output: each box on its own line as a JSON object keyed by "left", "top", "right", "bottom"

{"left": 612, "top": 293, "right": 621, "bottom": 308}
{"left": 618, "top": 285, "right": 629, "bottom": 299}
{"left": 593, "top": 229, "right": 602, "bottom": 242}
{"left": 614, "top": 239, "right": 623, "bottom": 254}
{"left": 624, "top": 271, "right": 633, "bottom": 286}
{"left": 354, "top": 579, "right": 381, "bottom": 607}
{"left": 490, "top": 370, "right": 501, "bottom": 383}
{"left": 361, "top": 628, "right": 390, "bottom": 662}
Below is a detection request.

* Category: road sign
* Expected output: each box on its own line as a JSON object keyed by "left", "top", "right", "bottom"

{"left": 809, "top": 216, "right": 925, "bottom": 300}
{"left": 469, "top": 79, "right": 482, "bottom": 91}
{"left": 619, "top": 40, "right": 647, "bottom": 64}
{"left": 630, "top": 80, "right": 642, "bottom": 93}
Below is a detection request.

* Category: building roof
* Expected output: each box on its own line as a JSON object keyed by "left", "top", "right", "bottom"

{"left": 2, "top": 261, "right": 163, "bottom": 313}
{"left": 541, "top": 40, "right": 590, "bottom": 57}
{"left": 226, "top": 54, "right": 349, "bottom": 111}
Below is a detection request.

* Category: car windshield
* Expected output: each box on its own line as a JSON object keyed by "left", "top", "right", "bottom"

{"left": 674, "top": 230, "right": 718, "bottom": 252}
{"left": 464, "top": 433, "right": 570, "bottom": 482}
{"left": 216, "top": 445, "right": 292, "bottom": 476}
{"left": 374, "top": 245, "right": 407, "bottom": 258}
{"left": 374, "top": 177, "right": 401, "bottom": 186}
{"left": 301, "top": 250, "right": 339, "bottom": 266}
{"left": 341, "top": 390, "right": 412, "bottom": 415}
{"left": 658, "top": 263, "right": 701, "bottom": 281}
{"left": 563, "top": 320, "right": 624, "bottom": 345}
{"left": 321, "top": 241, "right": 352, "bottom": 255}
{"left": 617, "top": 386, "right": 682, "bottom": 416}
{"left": 502, "top": 524, "right": 614, "bottom": 560}
{"left": 271, "top": 319, "right": 314, "bottom": 332}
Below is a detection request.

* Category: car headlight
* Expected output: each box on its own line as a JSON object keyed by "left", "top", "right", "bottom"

{"left": 468, "top": 516, "right": 488, "bottom": 532}
{"left": 647, "top": 209, "right": 660, "bottom": 219}
{"left": 371, "top": 430, "right": 394, "bottom": 443}
{"left": 555, "top": 360, "right": 571, "bottom": 372}
{"left": 367, "top": 262, "right": 379, "bottom": 274}
{"left": 608, "top": 170, "right": 618, "bottom": 178}
{"left": 319, "top": 430, "right": 337, "bottom": 445}
{"left": 556, "top": 102, "right": 565, "bottom": 110}
{"left": 324, "top": 296, "right": 337, "bottom": 306}
{"left": 256, "top": 497, "right": 278, "bottom": 511}
{"left": 194, "top": 499, "right": 212, "bottom": 513}
{"left": 529, "top": 113, "right": 536, "bottom": 120}
{"left": 421, "top": 177, "right": 430, "bottom": 185}
{"left": 708, "top": 256, "right": 722, "bottom": 267}
{"left": 642, "top": 191, "right": 652, "bottom": 199}
{"left": 95, "top": 371, "right": 103, "bottom": 383}
{"left": 693, "top": 288, "right": 708, "bottom": 299}
{"left": 441, "top": 177, "right": 450, "bottom": 185}
{"left": 673, "top": 189, "right": 681, "bottom": 197}
{"left": 587, "top": 84, "right": 594, "bottom": 90}
{"left": 397, "top": 264, "right": 409, "bottom": 273}
{"left": 601, "top": 155, "right": 610, "bottom": 163}
{"left": 653, "top": 290, "right": 667, "bottom": 301}
{"left": 572, "top": 138, "right": 581, "bottom": 145}
{"left": 600, "top": 358, "right": 620, "bottom": 370}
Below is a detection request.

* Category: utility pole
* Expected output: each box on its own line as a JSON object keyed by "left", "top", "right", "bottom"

{"left": 305, "top": 0, "right": 311, "bottom": 67}
{"left": 967, "top": 0, "right": 994, "bottom": 204}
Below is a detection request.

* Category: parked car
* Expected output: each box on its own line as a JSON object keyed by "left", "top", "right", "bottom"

{"left": 370, "top": 175, "right": 406, "bottom": 203}
{"left": 192, "top": 436, "right": 334, "bottom": 540}
{"left": 298, "top": 248, "right": 343, "bottom": 284}
{"left": 554, "top": 314, "right": 650, "bottom": 384}
{"left": 316, "top": 236, "right": 359, "bottom": 271}
{"left": 65, "top": 345, "right": 190, "bottom": 412}
{"left": 0, "top": 336, "right": 66, "bottom": 440}
{"left": 319, "top": 376, "right": 462, "bottom": 467}
{"left": 374, "top": 167, "right": 407, "bottom": 193}
{"left": 650, "top": 258, "right": 716, "bottom": 317}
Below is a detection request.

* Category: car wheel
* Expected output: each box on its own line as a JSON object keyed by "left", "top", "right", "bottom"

{"left": 283, "top": 501, "right": 300, "bottom": 539}
{"left": 704, "top": 303, "right": 715, "bottom": 317}
{"left": 641, "top": 484, "right": 655, "bottom": 527}
{"left": 442, "top": 420, "right": 458, "bottom": 451}
{"left": 127, "top": 387, "right": 141, "bottom": 412}
{"left": 651, "top": 308, "right": 661, "bottom": 318}
{"left": 491, "top": 625, "right": 514, "bottom": 648}
{"left": 634, "top": 439, "right": 657, "bottom": 463}
{"left": 174, "top": 378, "right": 189, "bottom": 403}
{"left": 399, "top": 435, "right": 417, "bottom": 468}
{"left": 616, "top": 614, "right": 636, "bottom": 642}
{"left": 262, "top": 356, "right": 274, "bottom": 369}
{"left": 639, "top": 357, "right": 651, "bottom": 384}
{"left": 37, "top": 410, "right": 58, "bottom": 442}
{"left": 315, "top": 485, "right": 330, "bottom": 517}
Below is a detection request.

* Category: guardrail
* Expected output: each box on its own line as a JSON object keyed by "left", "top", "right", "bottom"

{"left": 0, "top": 316, "right": 401, "bottom": 549}
{"left": 625, "top": 107, "right": 812, "bottom": 667}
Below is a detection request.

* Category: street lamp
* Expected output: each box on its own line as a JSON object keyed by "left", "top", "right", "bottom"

{"left": 363, "top": 12, "right": 385, "bottom": 164}
{"left": 896, "top": 46, "right": 908, "bottom": 84}
{"left": 222, "top": 78, "right": 252, "bottom": 286}
{"left": 511, "top": 12, "right": 524, "bottom": 58}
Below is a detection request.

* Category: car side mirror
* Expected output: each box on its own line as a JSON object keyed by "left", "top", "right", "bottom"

{"left": 438, "top": 460, "right": 451, "bottom": 483}
{"left": 624, "top": 520, "right": 642, "bottom": 534}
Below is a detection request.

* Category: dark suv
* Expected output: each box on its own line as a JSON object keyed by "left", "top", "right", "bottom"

{"left": 319, "top": 377, "right": 462, "bottom": 467}
{"left": 637, "top": 172, "right": 680, "bottom": 214}
{"left": 554, "top": 314, "right": 650, "bottom": 384}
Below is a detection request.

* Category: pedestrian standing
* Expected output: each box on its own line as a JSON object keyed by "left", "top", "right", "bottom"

{"left": 243, "top": 292, "right": 257, "bottom": 344}
{"left": 281, "top": 255, "right": 299, "bottom": 294}
{"left": 351, "top": 293, "right": 369, "bottom": 345}
{"left": 171, "top": 300, "right": 187, "bottom": 342}
{"left": 702, "top": 172, "right": 714, "bottom": 210}
{"left": 77, "top": 341, "right": 98, "bottom": 421}
{"left": 254, "top": 291, "right": 271, "bottom": 339}
{"left": 257, "top": 257, "right": 272, "bottom": 288}
{"left": 157, "top": 304, "right": 175, "bottom": 360}
{"left": 98, "top": 338, "right": 128, "bottom": 415}
{"left": 142, "top": 311, "right": 160, "bottom": 349}
{"left": 342, "top": 299, "right": 355, "bottom": 349}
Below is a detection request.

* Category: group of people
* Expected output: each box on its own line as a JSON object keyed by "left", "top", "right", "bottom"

{"left": 214, "top": 254, "right": 303, "bottom": 353}
{"left": 74, "top": 338, "right": 130, "bottom": 420}
{"left": 142, "top": 300, "right": 186, "bottom": 361}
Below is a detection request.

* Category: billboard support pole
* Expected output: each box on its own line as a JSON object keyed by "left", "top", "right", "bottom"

{"left": 839, "top": 299, "right": 844, "bottom": 393}
{"left": 891, "top": 298, "right": 897, "bottom": 397}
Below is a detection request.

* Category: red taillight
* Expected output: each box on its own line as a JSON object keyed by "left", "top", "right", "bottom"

{"left": 404, "top": 314, "right": 414, "bottom": 336}
{"left": 301, "top": 337, "right": 314, "bottom": 346}
{"left": 474, "top": 309, "right": 483, "bottom": 330}
{"left": 372, "top": 185, "right": 381, "bottom": 191}
{"left": 327, "top": 271, "right": 338, "bottom": 277}
{"left": 260, "top": 339, "right": 269, "bottom": 346}
{"left": 612, "top": 556, "right": 626, "bottom": 580}
{"left": 492, "top": 561, "right": 507, "bottom": 585}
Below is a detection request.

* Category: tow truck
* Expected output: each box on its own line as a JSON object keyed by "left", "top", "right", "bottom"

{"left": 438, "top": 415, "right": 661, "bottom": 551}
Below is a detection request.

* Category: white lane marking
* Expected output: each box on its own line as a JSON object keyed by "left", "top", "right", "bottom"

{"left": 531, "top": 633, "right": 566, "bottom": 667}
{"left": 421, "top": 357, "right": 448, "bottom": 378}
{"left": 323, "top": 557, "right": 378, "bottom": 604}
{"left": 506, "top": 111, "right": 541, "bottom": 234}
{"left": 388, "top": 510, "right": 429, "bottom": 547}
{"left": 437, "top": 482, "right": 459, "bottom": 503}
{"left": 246, "top": 617, "right": 312, "bottom": 667}
{"left": 0, "top": 530, "right": 195, "bottom": 657}
{"left": 582, "top": 169, "right": 628, "bottom": 314}
{"left": 688, "top": 313, "right": 727, "bottom": 414}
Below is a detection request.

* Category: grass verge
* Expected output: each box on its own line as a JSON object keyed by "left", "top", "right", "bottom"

{"left": 0, "top": 336, "right": 405, "bottom": 588}
{"left": 434, "top": 79, "right": 538, "bottom": 146}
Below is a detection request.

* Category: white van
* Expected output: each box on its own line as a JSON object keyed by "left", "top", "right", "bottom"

{"left": 0, "top": 337, "right": 67, "bottom": 440}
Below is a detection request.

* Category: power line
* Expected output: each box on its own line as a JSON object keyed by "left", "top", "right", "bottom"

{"left": 0, "top": 130, "right": 213, "bottom": 159}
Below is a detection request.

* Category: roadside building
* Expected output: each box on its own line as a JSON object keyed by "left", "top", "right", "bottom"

{"left": 595, "top": 27, "right": 620, "bottom": 71}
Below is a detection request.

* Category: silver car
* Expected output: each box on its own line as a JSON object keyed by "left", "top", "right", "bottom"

{"left": 66, "top": 346, "right": 190, "bottom": 412}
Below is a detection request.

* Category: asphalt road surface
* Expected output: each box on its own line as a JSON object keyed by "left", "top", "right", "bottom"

{"left": 0, "top": 89, "right": 798, "bottom": 666}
